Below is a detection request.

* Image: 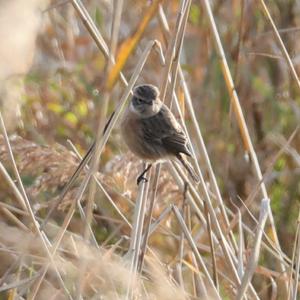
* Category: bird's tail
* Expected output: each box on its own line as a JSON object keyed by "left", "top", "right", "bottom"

{"left": 177, "top": 154, "right": 200, "bottom": 183}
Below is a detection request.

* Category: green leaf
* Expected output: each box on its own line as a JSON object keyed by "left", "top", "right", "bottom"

{"left": 47, "top": 102, "right": 64, "bottom": 114}
{"left": 94, "top": 7, "right": 103, "bottom": 27}
{"left": 189, "top": 4, "right": 200, "bottom": 26}
{"left": 75, "top": 100, "right": 88, "bottom": 117}
{"left": 64, "top": 112, "right": 78, "bottom": 126}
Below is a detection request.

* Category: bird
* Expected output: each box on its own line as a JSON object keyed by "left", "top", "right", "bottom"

{"left": 121, "top": 83, "right": 199, "bottom": 185}
{"left": 41, "top": 84, "right": 199, "bottom": 228}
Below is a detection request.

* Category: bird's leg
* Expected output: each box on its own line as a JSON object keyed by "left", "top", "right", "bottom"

{"left": 137, "top": 163, "right": 152, "bottom": 185}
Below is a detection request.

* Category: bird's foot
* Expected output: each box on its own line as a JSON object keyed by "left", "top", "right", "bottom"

{"left": 137, "top": 175, "right": 148, "bottom": 185}
{"left": 136, "top": 163, "right": 152, "bottom": 185}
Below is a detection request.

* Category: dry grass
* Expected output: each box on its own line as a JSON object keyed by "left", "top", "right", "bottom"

{"left": 0, "top": 0, "right": 299, "bottom": 299}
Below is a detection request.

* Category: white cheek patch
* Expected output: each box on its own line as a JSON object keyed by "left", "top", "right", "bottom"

{"left": 153, "top": 102, "right": 162, "bottom": 113}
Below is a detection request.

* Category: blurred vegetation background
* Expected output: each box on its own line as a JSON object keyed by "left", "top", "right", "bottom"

{"left": 0, "top": 0, "right": 299, "bottom": 299}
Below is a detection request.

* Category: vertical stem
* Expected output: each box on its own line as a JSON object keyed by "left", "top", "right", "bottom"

{"left": 137, "top": 164, "right": 161, "bottom": 272}
{"left": 204, "top": 200, "right": 219, "bottom": 290}
{"left": 258, "top": 0, "right": 300, "bottom": 90}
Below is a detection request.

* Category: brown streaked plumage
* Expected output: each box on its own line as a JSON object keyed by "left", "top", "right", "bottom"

{"left": 121, "top": 84, "right": 199, "bottom": 184}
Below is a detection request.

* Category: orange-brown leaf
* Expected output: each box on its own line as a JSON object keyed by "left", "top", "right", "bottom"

{"left": 106, "top": 0, "right": 163, "bottom": 91}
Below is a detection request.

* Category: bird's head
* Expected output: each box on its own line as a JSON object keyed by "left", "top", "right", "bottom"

{"left": 130, "top": 84, "right": 162, "bottom": 118}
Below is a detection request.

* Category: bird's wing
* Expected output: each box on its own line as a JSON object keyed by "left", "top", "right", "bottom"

{"left": 141, "top": 104, "right": 191, "bottom": 157}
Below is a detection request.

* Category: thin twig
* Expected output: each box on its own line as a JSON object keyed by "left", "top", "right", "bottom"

{"left": 172, "top": 205, "right": 221, "bottom": 300}
{"left": 236, "top": 198, "right": 270, "bottom": 299}
{"left": 66, "top": 139, "right": 131, "bottom": 228}
{"left": 204, "top": 200, "right": 218, "bottom": 290}
{"left": 167, "top": 0, "right": 191, "bottom": 108}
{"left": 291, "top": 209, "right": 300, "bottom": 300}
{"left": 258, "top": 0, "right": 300, "bottom": 90}
{"left": 126, "top": 164, "right": 151, "bottom": 299}
{"left": 137, "top": 164, "right": 161, "bottom": 272}
{"left": 159, "top": 0, "right": 186, "bottom": 103}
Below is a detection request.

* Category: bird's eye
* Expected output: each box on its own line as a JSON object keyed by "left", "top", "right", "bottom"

{"left": 137, "top": 98, "right": 143, "bottom": 104}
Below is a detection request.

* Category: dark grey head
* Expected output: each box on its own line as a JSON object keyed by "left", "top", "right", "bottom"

{"left": 130, "top": 84, "right": 161, "bottom": 117}
{"left": 133, "top": 84, "right": 159, "bottom": 102}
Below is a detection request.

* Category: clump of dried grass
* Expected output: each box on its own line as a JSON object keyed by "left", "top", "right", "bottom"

{"left": 0, "top": 135, "right": 79, "bottom": 209}
{"left": 0, "top": 134, "right": 182, "bottom": 210}
{"left": 0, "top": 135, "right": 183, "bottom": 244}
{"left": 0, "top": 221, "right": 190, "bottom": 300}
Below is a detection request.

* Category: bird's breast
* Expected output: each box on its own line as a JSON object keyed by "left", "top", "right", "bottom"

{"left": 121, "top": 111, "right": 162, "bottom": 160}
